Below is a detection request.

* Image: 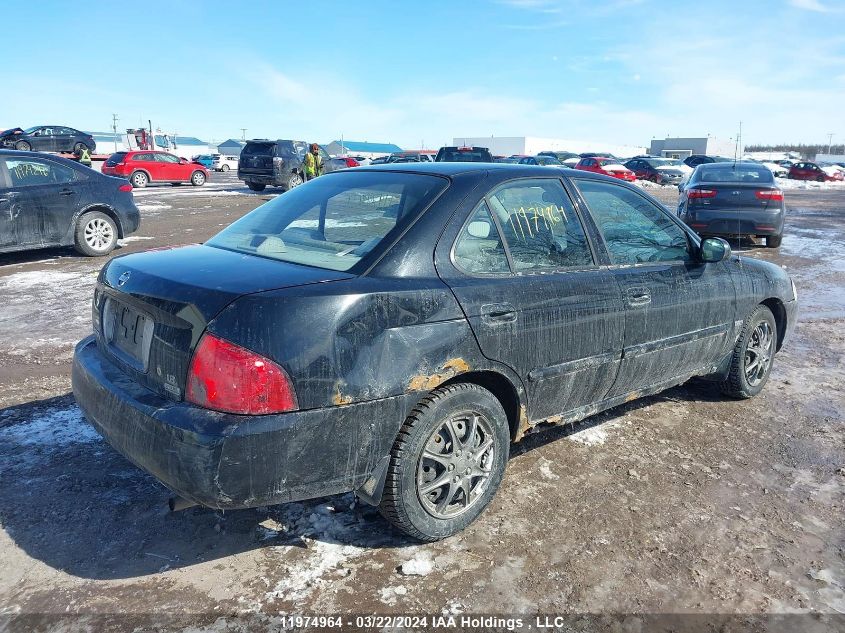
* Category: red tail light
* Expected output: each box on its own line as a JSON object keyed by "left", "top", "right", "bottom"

{"left": 345, "top": 157, "right": 360, "bottom": 167}
{"left": 118, "top": 184, "right": 133, "bottom": 192}
{"left": 755, "top": 189, "right": 783, "bottom": 201}
{"left": 688, "top": 188, "right": 717, "bottom": 199}
{"left": 186, "top": 333, "right": 297, "bottom": 415}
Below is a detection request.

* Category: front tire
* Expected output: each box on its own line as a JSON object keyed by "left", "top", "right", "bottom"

{"left": 130, "top": 171, "right": 148, "bottom": 188}
{"left": 15, "top": 140, "right": 31, "bottom": 151}
{"left": 379, "top": 383, "right": 509, "bottom": 541}
{"left": 720, "top": 305, "right": 777, "bottom": 399}
{"left": 190, "top": 171, "right": 206, "bottom": 186}
{"left": 74, "top": 211, "right": 118, "bottom": 257}
{"left": 221, "top": 164, "right": 230, "bottom": 172}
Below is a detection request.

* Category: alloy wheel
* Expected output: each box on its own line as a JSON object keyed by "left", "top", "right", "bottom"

{"left": 745, "top": 321, "right": 774, "bottom": 386}
{"left": 416, "top": 411, "right": 495, "bottom": 519}
{"left": 84, "top": 217, "right": 114, "bottom": 252}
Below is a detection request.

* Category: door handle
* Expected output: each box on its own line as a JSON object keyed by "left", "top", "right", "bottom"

{"left": 481, "top": 303, "right": 517, "bottom": 325}
{"left": 625, "top": 286, "right": 651, "bottom": 307}
{"left": 58, "top": 189, "right": 76, "bottom": 196}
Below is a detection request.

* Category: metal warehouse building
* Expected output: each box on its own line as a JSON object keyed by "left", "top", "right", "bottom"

{"left": 452, "top": 136, "right": 646, "bottom": 158}
{"left": 324, "top": 140, "right": 402, "bottom": 158}
{"left": 649, "top": 136, "right": 739, "bottom": 159}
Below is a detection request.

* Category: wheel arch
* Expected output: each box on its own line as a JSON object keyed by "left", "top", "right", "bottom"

{"left": 76, "top": 204, "right": 125, "bottom": 239}
{"left": 440, "top": 370, "right": 523, "bottom": 442}
{"left": 761, "top": 297, "right": 787, "bottom": 351}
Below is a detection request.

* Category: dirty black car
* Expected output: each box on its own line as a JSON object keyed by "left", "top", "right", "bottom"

{"left": 678, "top": 161, "right": 785, "bottom": 248}
{"left": 0, "top": 125, "right": 96, "bottom": 154}
{"left": 72, "top": 163, "right": 797, "bottom": 541}
{"left": 0, "top": 149, "right": 140, "bottom": 256}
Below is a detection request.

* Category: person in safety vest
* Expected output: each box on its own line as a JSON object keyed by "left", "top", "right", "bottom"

{"left": 77, "top": 146, "right": 92, "bottom": 167}
{"left": 303, "top": 143, "right": 323, "bottom": 180}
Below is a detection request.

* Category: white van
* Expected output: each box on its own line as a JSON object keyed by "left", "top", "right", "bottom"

{"left": 212, "top": 155, "right": 240, "bottom": 172}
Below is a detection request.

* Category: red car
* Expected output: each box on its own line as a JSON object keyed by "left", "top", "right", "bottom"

{"left": 574, "top": 157, "right": 636, "bottom": 181}
{"left": 788, "top": 161, "right": 842, "bottom": 182}
{"left": 102, "top": 151, "right": 209, "bottom": 188}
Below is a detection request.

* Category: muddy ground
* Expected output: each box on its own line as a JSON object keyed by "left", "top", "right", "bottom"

{"left": 0, "top": 172, "right": 843, "bottom": 629}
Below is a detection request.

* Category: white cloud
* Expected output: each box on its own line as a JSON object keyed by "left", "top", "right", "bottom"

{"left": 788, "top": 0, "right": 832, "bottom": 12}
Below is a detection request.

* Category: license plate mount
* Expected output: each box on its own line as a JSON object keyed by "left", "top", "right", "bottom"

{"left": 103, "top": 298, "right": 154, "bottom": 371}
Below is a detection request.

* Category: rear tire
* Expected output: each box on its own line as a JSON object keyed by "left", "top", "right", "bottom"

{"left": 288, "top": 172, "right": 304, "bottom": 190}
{"left": 247, "top": 182, "right": 265, "bottom": 192}
{"left": 221, "top": 164, "right": 230, "bottom": 172}
{"left": 817, "top": 175, "right": 825, "bottom": 182}
{"left": 378, "top": 383, "right": 509, "bottom": 541}
{"left": 190, "top": 171, "right": 206, "bottom": 186}
{"left": 74, "top": 211, "right": 118, "bottom": 257}
{"left": 73, "top": 142, "right": 86, "bottom": 154}
{"left": 766, "top": 234, "right": 782, "bottom": 248}
{"left": 15, "top": 140, "right": 31, "bottom": 151}
{"left": 719, "top": 305, "right": 777, "bottom": 399}
{"left": 130, "top": 171, "right": 148, "bottom": 188}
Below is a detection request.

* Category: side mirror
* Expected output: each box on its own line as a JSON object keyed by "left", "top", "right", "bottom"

{"left": 179, "top": 158, "right": 188, "bottom": 164}
{"left": 700, "top": 237, "right": 731, "bottom": 263}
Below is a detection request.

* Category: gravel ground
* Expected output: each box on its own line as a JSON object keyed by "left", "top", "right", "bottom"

{"left": 0, "top": 173, "right": 843, "bottom": 630}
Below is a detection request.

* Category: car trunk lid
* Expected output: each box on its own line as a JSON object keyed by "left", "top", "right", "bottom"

{"left": 94, "top": 244, "right": 352, "bottom": 401}
{"left": 688, "top": 183, "right": 781, "bottom": 212}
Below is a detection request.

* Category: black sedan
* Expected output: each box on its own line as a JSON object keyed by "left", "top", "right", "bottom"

{"left": 624, "top": 157, "right": 686, "bottom": 185}
{"left": 72, "top": 163, "right": 797, "bottom": 541}
{"left": 0, "top": 150, "right": 140, "bottom": 256}
{"left": 678, "top": 161, "right": 785, "bottom": 248}
{"left": 0, "top": 126, "right": 96, "bottom": 154}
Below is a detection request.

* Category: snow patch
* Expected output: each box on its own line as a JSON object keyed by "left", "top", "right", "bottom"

{"left": 0, "top": 405, "right": 101, "bottom": 449}
{"left": 399, "top": 556, "right": 434, "bottom": 576}
{"left": 118, "top": 236, "right": 155, "bottom": 244}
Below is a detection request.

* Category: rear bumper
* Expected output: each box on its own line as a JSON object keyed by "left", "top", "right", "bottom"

{"left": 72, "top": 336, "right": 411, "bottom": 509}
{"left": 683, "top": 208, "right": 784, "bottom": 237}
{"left": 238, "top": 171, "right": 281, "bottom": 186}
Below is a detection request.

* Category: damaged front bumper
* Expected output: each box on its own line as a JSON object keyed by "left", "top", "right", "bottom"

{"left": 72, "top": 336, "right": 410, "bottom": 509}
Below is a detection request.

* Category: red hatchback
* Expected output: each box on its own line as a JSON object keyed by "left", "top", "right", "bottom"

{"left": 574, "top": 157, "right": 636, "bottom": 181}
{"left": 788, "top": 161, "right": 841, "bottom": 182}
{"left": 102, "top": 151, "right": 209, "bottom": 188}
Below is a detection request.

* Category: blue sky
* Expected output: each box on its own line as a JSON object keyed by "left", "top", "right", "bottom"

{"left": 1, "top": 0, "right": 843, "bottom": 149}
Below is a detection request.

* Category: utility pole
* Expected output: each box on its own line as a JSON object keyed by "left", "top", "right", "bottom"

{"left": 827, "top": 132, "right": 834, "bottom": 155}
{"left": 241, "top": 128, "right": 247, "bottom": 141}
{"left": 112, "top": 114, "right": 119, "bottom": 152}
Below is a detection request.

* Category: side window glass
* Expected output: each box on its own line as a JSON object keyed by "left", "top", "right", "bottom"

{"left": 453, "top": 201, "right": 509, "bottom": 274}
{"left": 576, "top": 179, "right": 691, "bottom": 264}
{"left": 6, "top": 159, "right": 75, "bottom": 187}
{"left": 487, "top": 179, "right": 594, "bottom": 271}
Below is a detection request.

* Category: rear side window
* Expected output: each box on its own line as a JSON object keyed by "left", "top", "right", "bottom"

{"left": 105, "top": 152, "right": 127, "bottom": 166}
{"left": 5, "top": 158, "right": 77, "bottom": 187}
{"left": 485, "top": 179, "right": 594, "bottom": 271}
{"left": 207, "top": 172, "right": 447, "bottom": 272}
{"left": 453, "top": 202, "right": 510, "bottom": 274}
{"left": 576, "top": 179, "right": 691, "bottom": 265}
{"left": 133, "top": 153, "right": 154, "bottom": 162}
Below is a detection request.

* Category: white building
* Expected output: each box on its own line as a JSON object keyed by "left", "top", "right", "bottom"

{"left": 451, "top": 136, "right": 646, "bottom": 158}
{"left": 649, "top": 136, "right": 739, "bottom": 159}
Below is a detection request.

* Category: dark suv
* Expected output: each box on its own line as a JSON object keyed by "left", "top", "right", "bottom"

{"left": 237, "top": 140, "right": 334, "bottom": 192}
{"left": 434, "top": 146, "right": 493, "bottom": 162}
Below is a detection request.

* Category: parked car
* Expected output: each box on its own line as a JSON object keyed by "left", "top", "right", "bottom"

{"left": 102, "top": 151, "right": 208, "bottom": 188}
{"left": 389, "top": 151, "right": 436, "bottom": 163}
{"left": 788, "top": 161, "right": 841, "bottom": 182}
{"left": 435, "top": 146, "right": 494, "bottom": 162}
{"left": 72, "top": 163, "right": 796, "bottom": 541}
{"left": 518, "top": 155, "right": 562, "bottom": 166}
{"left": 575, "top": 156, "right": 636, "bottom": 181}
{"left": 237, "top": 140, "right": 335, "bottom": 192}
{"left": 212, "top": 155, "right": 239, "bottom": 172}
{"left": 369, "top": 156, "right": 390, "bottom": 165}
{"left": 683, "top": 155, "right": 734, "bottom": 168}
{"left": 538, "top": 150, "right": 580, "bottom": 162}
{"left": 760, "top": 162, "right": 788, "bottom": 178}
{"left": 624, "top": 158, "right": 686, "bottom": 185}
{"left": 494, "top": 157, "right": 520, "bottom": 164}
{"left": 329, "top": 156, "right": 361, "bottom": 170}
{"left": 0, "top": 126, "right": 96, "bottom": 154}
{"left": 192, "top": 154, "right": 216, "bottom": 169}
{"left": 0, "top": 149, "right": 139, "bottom": 256}
{"left": 678, "top": 161, "right": 785, "bottom": 248}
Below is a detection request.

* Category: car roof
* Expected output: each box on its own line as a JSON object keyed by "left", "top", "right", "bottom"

{"left": 337, "top": 161, "right": 620, "bottom": 181}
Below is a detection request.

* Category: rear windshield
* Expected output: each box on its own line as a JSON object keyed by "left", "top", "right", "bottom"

{"left": 696, "top": 165, "right": 774, "bottom": 184}
{"left": 436, "top": 148, "right": 493, "bottom": 162}
{"left": 207, "top": 171, "right": 447, "bottom": 272}
{"left": 105, "top": 152, "right": 127, "bottom": 166}
{"left": 241, "top": 142, "right": 275, "bottom": 157}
